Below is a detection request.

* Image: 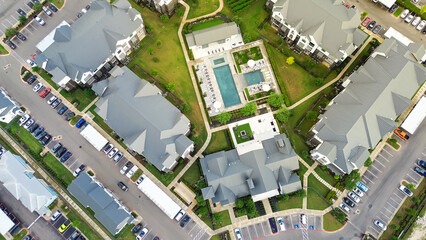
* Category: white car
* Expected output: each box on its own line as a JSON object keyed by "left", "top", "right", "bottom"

{"left": 340, "top": 203, "right": 351, "bottom": 213}
{"left": 416, "top": 20, "right": 426, "bottom": 30}
{"left": 374, "top": 219, "right": 387, "bottom": 231}
{"left": 18, "top": 114, "right": 30, "bottom": 126}
{"left": 400, "top": 9, "right": 409, "bottom": 19}
{"left": 50, "top": 210, "right": 62, "bottom": 222}
{"left": 113, "top": 152, "right": 123, "bottom": 162}
{"left": 126, "top": 165, "right": 139, "bottom": 178}
{"left": 348, "top": 192, "right": 360, "bottom": 203}
{"left": 234, "top": 228, "right": 242, "bottom": 240}
{"left": 26, "top": 59, "right": 36, "bottom": 68}
{"left": 136, "top": 228, "right": 148, "bottom": 240}
{"left": 405, "top": 14, "right": 414, "bottom": 23}
{"left": 354, "top": 188, "right": 364, "bottom": 197}
{"left": 107, "top": 147, "right": 118, "bottom": 158}
{"left": 33, "top": 83, "right": 43, "bottom": 92}
{"left": 411, "top": 16, "right": 421, "bottom": 26}
{"left": 34, "top": 16, "right": 45, "bottom": 25}
{"left": 135, "top": 176, "right": 144, "bottom": 185}
{"left": 23, "top": 119, "right": 34, "bottom": 129}
{"left": 120, "top": 165, "right": 129, "bottom": 174}
{"left": 42, "top": 6, "right": 52, "bottom": 16}
{"left": 277, "top": 217, "right": 285, "bottom": 231}
{"left": 399, "top": 185, "right": 413, "bottom": 196}
{"left": 411, "top": 0, "right": 419, "bottom": 3}
{"left": 47, "top": 95, "right": 57, "bottom": 105}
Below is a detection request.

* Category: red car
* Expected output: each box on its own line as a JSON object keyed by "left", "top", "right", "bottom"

{"left": 362, "top": 17, "right": 371, "bottom": 27}
{"left": 39, "top": 88, "right": 51, "bottom": 98}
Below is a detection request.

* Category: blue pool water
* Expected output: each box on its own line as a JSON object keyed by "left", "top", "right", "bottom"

{"left": 244, "top": 70, "right": 265, "bottom": 86}
{"left": 213, "top": 65, "right": 241, "bottom": 107}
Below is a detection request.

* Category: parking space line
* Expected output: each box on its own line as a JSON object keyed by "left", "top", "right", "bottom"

{"left": 369, "top": 225, "right": 381, "bottom": 234}
{"left": 374, "top": 158, "right": 386, "bottom": 167}
{"left": 371, "top": 164, "right": 383, "bottom": 173}
{"left": 389, "top": 197, "right": 401, "bottom": 206}
{"left": 246, "top": 227, "right": 252, "bottom": 240}
{"left": 383, "top": 206, "right": 393, "bottom": 213}
{"left": 362, "top": 175, "right": 374, "bottom": 184}
{"left": 406, "top": 173, "right": 418, "bottom": 183}
{"left": 376, "top": 215, "right": 387, "bottom": 223}
{"left": 380, "top": 211, "right": 391, "bottom": 219}
{"left": 393, "top": 192, "right": 404, "bottom": 201}
{"left": 386, "top": 202, "right": 396, "bottom": 210}
{"left": 260, "top": 222, "right": 266, "bottom": 236}
{"left": 366, "top": 169, "right": 378, "bottom": 178}
{"left": 254, "top": 224, "right": 259, "bottom": 238}
{"left": 378, "top": 154, "right": 390, "bottom": 162}
{"left": 187, "top": 223, "right": 197, "bottom": 235}
{"left": 382, "top": 148, "right": 394, "bottom": 156}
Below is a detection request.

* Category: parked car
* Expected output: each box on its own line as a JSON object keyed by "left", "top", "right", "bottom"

{"left": 34, "top": 16, "right": 46, "bottom": 26}
{"left": 5, "top": 40, "right": 16, "bottom": 50}
{"left": 50, "top": 210, "right": 61, "bottom": 222}
{"left": 103, "top": 143, "right": 113, "bottom": 154}
{"left": 39, "top": 88, "right": 51, "bottom": 98}
{"left": 27, "top": 1, "right": 34, "bottom": 8}
{"left": 343, "top": 197, "right": 355, "bottom": 208}
{"left": 36, "top": 131, "right": 47, "bottom": 141}
{"left": 136, "top": 228, "right": 148, "bottom": 240}
{"left": 348, "top": 192, "right": 360, "bottom": 203}
{"left": 23, "top": 236, "right": 32, "bottom": 240}
{"left": 118, "top": 181, "right": 128, "bottom": 191}
{"left": 69, "top": 231, "right": 81, "bottom": 240}
{"left": 414, "top": 166, "right": 426, "bottom": 176}
{"left": 73, "top": 164, "right": 85, "bottom": 177}
{"left": 59, "top": 219, "right": 71, "bottom": 233}
{"left": 51, "top": 99, "right": 62, "bottom": 109}
{"left": 180, "top": 215, "right": 190, "bottom": 228}
{"left": 367, "top": 20, "right": 376, "bottom": 30}
{"left": 41, "top": 134, "right": 51, "bottom": 146}
{"left": 416, "top": 20, "right": 426, "bottom": 30}
{"left": 113, "top": 152, "right": 124, "bottom": 162}
{"left": 356, "top": 181, "right": 369, "bottom": 192}
{"left": 394, "top": 127, "right": 409, "bottom": 141}
{"left": 33, "top": 83, "right": 43, "bottom": 92}
{"left": 389, "top": 4, "right": 398, "bottom": 13}
{"left": 412, "top": 16, "right": 421, "bottom": 26}
{"left": 32, "top": 126, "right": 44, "bottom": 137}
{"left": 85, "top": 4, "right": 90, "bottom": 10}
{"left": 362, "top": 17, "right": 371, "bottom": 27}
{"left": 26, "top": 59, "right": 36, "bottom": 67}
{"left": 417, "top": 159, "right": 426, "bottom": 168}
{"left": 48, "top": 3, "right": 58, "bottom": 12}
{"left": 277, "top": 217, "right": 285, "bottom": 231}
{"left": 269, "top": 217, "right": 278, "bottom": 234}
{"left": 107, "top": 147, "right": 118, "bottom": 158}
{"left": 52, "top": 142, "right": 62, "bottom": 153}
{"left": 126, "top": 166, "right": 139, "bottom": 178}
{"left": 65, "top": 112, "right": 75, "bottom": 121}
{"left": 17, "top": 32, "right": 26, "bottom": 41}
{"left": 27, "top": 75, "right": 36, "bottom": 84}
{"left": 136, "top": 176, "right": 144, "bottom": 185}
{"left": 60, "top": 151, "right": 72, "bottom": 163}
{"left": 17, "top": 8, "right": 26, "bottom": 16}
{"left": 57, "top": 105, "right": 68, "bottom": 115}
{"left": 23, "top": 119, "right": 34, "bottom": 129}
{"left": 42, "top": 6, "right": 52, "bottom": 16}
{"left": 234, "top": 229, "right": 242, "bottom": 240}
{"left": 374, "top": 219, "right": 387, "bottom": 231}
{"left": 120, "top": 164, "right": 129, "bottom": 174}
{"left": 422, "top": 27, "right": 426, "bottom": 34}
{"left": 354, "top": 188, "right": 364, "bottom": 197}
{"left": 339, "top": 203, "right": 351, "bottom": 213}
{"left": 372, "top": 25, "right": 381, "bottom": 34}
{"left": 28, "top": 123, "right": 39, "bottom": 133}
{"left": 399, "top": 185, "right": 413, "bottom": 196}
{"left": 300, "top": 214, "right": 307, "bottom": 225}
{"left": 75, "top": 118, "right": 86, "bottom": 128}
{"left": 405, "top": 13, "right": 415, "bottom": 23}
{"left": 400, "top": 9, "right": 409, "bottom": 18}
{"left": 18, "top": 114, "right": 30, "bottom": 126}
{"left": 47, "top": 95, "right": 58, "bottom": 105}
{"left": 56, "top": 147, "right": 67, "bottom": 158}
{"left": 174, "top": 210, "right": 185, "bottom": 221}
{"left": 132, "top": 223, "right": 142, "bottom": 234}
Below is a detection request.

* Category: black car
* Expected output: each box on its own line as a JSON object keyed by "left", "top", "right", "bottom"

{"left": 52, "top": 142, "right": 62, "bottom": 153}
{"left": 372, "top": 25, "right": 381, "bottom": 34}
{"left": 28, "top": 123, "right": 39, "bottom": 133}
{"left": 389, "top": 4, "right": 398, "bottom": 13}
{"left": 30, "top": 0, "right": 39, "bottom": 3}
{"left": 132, "top": 223, "right": 142, "bottom": 234}
{"left": 180, "top": 215, "right": 190, "bottom": 228}
{"left": 422, "top": 27, "right": 426, "bottom": 34}
{"left": 343, "top": 197, "right": 355, "bottom": 208}
{"left": 85, "top": 4, "right": 90, "bottom": 10}
{"left": 118, "top": 181, "right": 128, "bottom": 191}
{"left": 17, "top": 32, "right": 26, "bottom": 41}
{"left": 65, "top": 112, "right": 75, "bottom": 121}
{"left": 27, "top": 75, "right": 37, "bottom": 84}
{"left": 5, "top": 40, "right": 16, "bottom": 50}
{"left": 22, "top": 236, "right": 32, "bottom": 240}
{"left": 17, "top": 8, "right": 26, "bottom": 16}
{"left": 268, "top": 217, "right": 278, "bottom": 234}
{"left": 57, "top": 105, "right": 68, "bottom": 115}
{"left": 41, "top": 134, "right": 51, "bottom": 146}
{"left": 36, "top": 131, "right": 47, "bottom": 141}
{"left": 77, "top": 12, "right": 83, "bottom": 18}
{"left": 48, "top": 3, "right": 58, "bottom": 12}
{"left": 32, "top": 126, "right": 44, "bottom": 137}
{"left": 367, "top": 20, "right": 376, "bottom": 30}
{"left": 418, "top": 159, "right": 426, "bottom": 168}
{"left": 60, "top": 151, "right": 72, "bottom": 163}
{"left": 27, "top": 1, "right": 34, "bottom": 8}
{"left": 56, "top": 147, "right": 67, "bottom": 158}
{"left": 414, "top": 166, "right": 426, "bottom": 177}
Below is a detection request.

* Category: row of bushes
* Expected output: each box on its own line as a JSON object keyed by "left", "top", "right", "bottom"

{"left": 228, "top": 0, "right": 255, "bottom": 14}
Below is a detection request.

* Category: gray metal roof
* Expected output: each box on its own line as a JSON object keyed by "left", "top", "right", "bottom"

{"left": 34, "top": 0, "right": 143, "bottom": 84}
{"left": 0, "top": 89, "right": 19, "bottom": 120}
{"left": 312, "top": 39, "right": 426, "bottom": 174}
{"left": 200, "top": 134, "right": 301, "bottom": 205}
{"left": 93, "top": 66, "right": 192, "bottom": 172}
{"left": 272, "top": 0, "right": 367, "bottom": 58}
{"left": 67, "top": 172, "right": 133, "bottom": 234}
{"left": 185, "top": 22, "right": 240, "bottom": 48}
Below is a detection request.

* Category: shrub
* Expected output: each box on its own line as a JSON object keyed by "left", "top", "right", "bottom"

{"left": 160, "top": 14, "right": 169, "bottom": 22}
{"left": 306, "top": 111, "right": 318, "bottom": 120}
{"left": 295, "top": 189, "right": 306, "bottom": 198}
{"left": 151, "top": 69, "right": 158, "bottom": 77}
{"left": 196, "top": 196, "right": 206, "bottom": 206}
{"left": 286, "top": 57, "right": 294, "bottom": 65}
{"left": 145, "top": 25, "right": 153, "bottom": 33}
{"left": 198, "top": 206, "right": 208, "bottom": 216}
{"left": 152, "top": 57, "right": 159, "bottom": 62}
{"left": 19, "top": 15, "right": 27, "bottom": 24}
{"left": 312, "top": 77, "right": 323, "bottom": 86}
{"left": 344, "top": 171, "right": 361, "bottom": 190}
{"left": 156, "top": 40, "right": 162, "bottom": 48}
{"left": 180, "top": 103, "right": 192, "bottom": 113}
{"left": 216, "top": 111, "right": 232, "bottom": 124}
{"left": 33, "top": 2, "right": 42, "bottom": 11}
{"left": 235, "top": 198, "right": 244, "bottom": 208}
{"left": 241, "top": 102, "right": 257, "bottom": 116}
{"left": 334, "top": 174, "right": 339, "bottom": 180}
{"left": 5, "top": 28, "right": 17, "bottom": 38}
{"left": 302, "top": 150, "right": 309, "bottom": 159}
{"left": 267, "top": 93, "right": 283, "bottom": 108}
{"left": 166, "top": 83, "right": 175, "bottom": 92}
{"left": 364, "top": 157, "right": 373, "bottom": 167}
{"left": 305, "top": 60, "right": 316, "bottom": 70}
{"left": 276, "top": 107, "right": 291, "bottom": 122}
{"left": 390, "top": 224, "right": 400, "bottom": 230}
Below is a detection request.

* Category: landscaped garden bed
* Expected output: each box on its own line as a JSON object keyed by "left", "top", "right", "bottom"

{"left": 232, "top": 123, "right": 253, "bottom": 144}
{"left": 233, "top": 46, "right": 263, "bottom": 72}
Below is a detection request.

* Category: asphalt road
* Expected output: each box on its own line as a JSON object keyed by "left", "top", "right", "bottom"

{"left": 0, "top": 1, "right": 192, "bottom": 240}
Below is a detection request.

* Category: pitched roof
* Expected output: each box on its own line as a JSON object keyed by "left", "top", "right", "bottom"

{"left": 312, "top": 39, "right": 426, "bottom": 174}
{"left": 185, "top": 22, "right": 241, "bottom": 48}
{"left": 0, "top": 151, "right": 57, "bottom": 215}
{"left": 92, "top": 66, "right": 192, "bottom": 172}
{"left": 67, "top": 172, "right": 133, "bottom": 234}
{"left": 0, "top": 89, "right": 19, "bottom": 119}
{"left": 272, "top": 0, "right": 367, "bottom": 58}
{"left": 200, "top": 134, "right": 301, "bottom": 205}
{"left": 34, "top": 0, "right": 143, "bottom": 84}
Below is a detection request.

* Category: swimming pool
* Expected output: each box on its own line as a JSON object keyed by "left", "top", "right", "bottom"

{"left": 213, "top": 65, "right": 241, "bottom": 107}
{"left": 244, "top": 70, "right": 265, "bottom": 86}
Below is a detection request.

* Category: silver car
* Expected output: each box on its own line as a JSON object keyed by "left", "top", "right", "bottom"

{"left": 107, "top": 147, "right": 118, "bottom": 158}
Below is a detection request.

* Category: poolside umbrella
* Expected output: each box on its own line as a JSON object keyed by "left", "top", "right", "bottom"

{"left": 262, "top": 84, "right": 271, "bottom": 92}
{"left": 247, "top": 60, "right": 255, "bottom": 68}
{"left": 213, "top": 101, "right": 222, "bottom": 109}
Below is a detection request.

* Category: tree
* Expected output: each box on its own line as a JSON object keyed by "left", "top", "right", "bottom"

{"left": 213, "top": 213, "right": 223, "bottom": 225}
{"left": 276, "top": 107, "right": 291, "bottom": 123}
{"left": 412, "top": 196, "right": 420, "bottom": 204}
{"left": 422, "top": 6, "right": 426, "bottom": 14}
{"left": 148, "top": 47, "right": 153, "bottom": 55}
{"left": 216, "top": 111, "right": 231, "bottom": 124}
{"left": 19, "top": 15, "right": 27, "bottom": 24}
{"left": 344, "top": 171, "right": 361, "bottom": 190}
{"left": 267, "top": 93, "right": 283, "bottom": 108}
{"left": 196, "top": 196, "right": 206, "bottom": 206}
{"left": 241, "top": 102, "right": 257, "bottom": 116}
{"left": 286, "top": 57, "right": 294, "bottom": 65}
{"left": 180, "top": 103, "right": 191, "bottom": 113}
{"left": 160, "top": 14, "right": 169, "bottom": 22}
{"left": 313, "top": 77, "right": 323, "bottom": 86}
{"left": 364, "top": 158, "right": 372, "bottom": 167}
{"left": 305, "top": 60, "right": 316, "bottom": 70}
{"left": 237, "top": 208, "right": 247, "bottom": 216}
{"left": 145, "top": 25, "right": 153, "bottom": 33}
{"left": 295, "top": 189, "right": 306, "bottom": 198}
{"left": 152, "top": 57, "right": 159, "bottom": 62}
{"left": 166, "top": 83, "right": 175, "bottom": 92}
{"left": 302, "top": 150, "right": 309, "bottom": 159}
{"left": 306, "top": 111, "right": 318, "bottom": 120}
{"left": 405, "top": 208, "right": 416, "bottom": 215}
{"left": 5, "top": 28, "right": 17, "bottom": 38}
{"left": 151, "top": 69, "right": 158, "bottom": 77}
{"left": 198, "top": 206, "right": 208, "bottom": 216}
{"left": 156, "top": 40, "right": 162, "bottom": 48}
{"left": 235, "top": 198, "right": 244, "bottom": 208}
{"left": 334, "top": 174, "right": 340, "bottom": 180}
{"left": 33, "top": 2, "right": 42, "bottom": 11}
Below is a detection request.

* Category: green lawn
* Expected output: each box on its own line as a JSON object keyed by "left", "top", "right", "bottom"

{"left": 276, "top": 195, "right": 303, "bottom": 211}
{"left": 0, "top": 134, "right": 17, "bottom": 154}
{"left": 13, "top": 229, "right": 27, "bottom": 240}
{"left": 0, "top": 234, "right": 5, "bottom": 240}
{"left": 66, "top": 210, "right": 104, "bottom": 240}
{"left": 49, "top": 0, "right": 64, "bottom": 8}
{"left": 60, "top": 87, "right": 97, "bottom": 111}
{"left": 7, "top": 119, "right": 43, "bottom": 155}
{"left": 205, "top": 130, "right": 233, "bottom": 154}
{"left": 307, "top": 174, "right": 331, "bottom": 210}
{"left": 323, "top": 211, "right": 344, "bottom": 231}
{"left": 394, "top": 7, "right": 403, "bottom": 17}
{"left": 186, "top": 0, "right": 220, "bottom": 20}
{"left": 114, "top": 223, "right": 135, "bottom": 240}
{"left": 144, "top": 159, "right": 186, "bottom": 187}
{"left": 314, "top": 167, "right": 338, "bottom": 186}
{"left": 191, "top": 19, "right": 224, "bottom": 31}
{"left": 298, "top": 161, "right": 308, "bottom": 185}
{"left": 128, "top": 1, "right": 207, "bottom": 150}
{"left": 130, "top": 169, "right": 143, "bottom": 182}
{"left": 37, "top": 69, "right": 59, "bottom": 90}
{"left": 233, "top": 123, "right": 253, "bottom": 144}
{"left": 212, "top": 210, "right": 232, "bottom": 229}
{"left": 181, "top": 160, "right": 202, "bottom": 187}
{"left": 43, "top": 153, "right": 75, "bottom": 186}
{"left": 0, "top": 43, "right": 8, "bottom": 55}
{"left": 387, "top": 138, "right": 401, "bottom": 150}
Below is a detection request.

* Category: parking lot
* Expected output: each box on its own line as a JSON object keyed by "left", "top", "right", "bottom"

{"left": 179, "top": 217, "right": 209, "bottom": 240}
{"left": 51, "top": 214, "right": 80, "bottom": 239}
